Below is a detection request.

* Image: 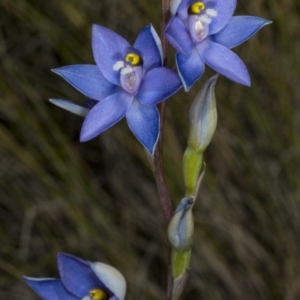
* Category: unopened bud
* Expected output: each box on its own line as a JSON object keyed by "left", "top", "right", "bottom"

{"left": 168, "top": 197, "right": 194, "bottom": 250}
{"left": 188, "top": 74, "right": 218, "bottom": 151}
{"left": 183, "top": 75, "right": 218, "bottom": 195}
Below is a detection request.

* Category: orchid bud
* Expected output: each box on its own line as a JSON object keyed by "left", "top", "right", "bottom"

{"left": 183, "top": 75, "right": 218, "bottom": 196}
{"left": 188, "top": 74, "right": 218, "bottom": 150}
{"left": 168, "top": 197, "right": 194, "bottom": 283}
{"left": 168, "top": 197, "right": 194, "bottom": 250}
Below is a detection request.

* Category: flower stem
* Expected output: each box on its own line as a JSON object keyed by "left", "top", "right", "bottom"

{"left": 153, "top": 102, "right": 173, "bottom": 300}
{"left": 153, "top": 101, "right": 172, "bottom": 224}
{"left": 153, "top": 109, "right": 174, "bottom": 300}
{"left": 152, "top": 0, "right": 173, "bottom": 299}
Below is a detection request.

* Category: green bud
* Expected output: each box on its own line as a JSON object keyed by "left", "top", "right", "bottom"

{"left": 168, "top": 197, "right": 194, "bottom": 250}
{"left": 183, "top": 75, "right": 218, "bottom": 196}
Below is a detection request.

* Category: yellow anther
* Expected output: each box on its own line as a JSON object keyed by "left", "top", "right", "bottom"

{"left": 125, "top": 53, "right": 143, "bottom": 66}
{"left": 89, "top": 289, "right": 109, "bottom": 300}
{"left": 188, "top": 2, "right": 205, "bottom": 14}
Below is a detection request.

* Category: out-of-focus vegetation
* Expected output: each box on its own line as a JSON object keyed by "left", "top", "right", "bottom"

{"left": 0, "top": 0, "right": 299, "bottom": 299}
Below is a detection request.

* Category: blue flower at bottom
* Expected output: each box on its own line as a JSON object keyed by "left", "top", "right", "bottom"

{"left": 24, "top": 253, "right": 126, "bottom": 300}
{"left": 52, "top": 24, "right": 182, "bottom": 154}
{"left": 165, "top": 0, "right": 271, "bottom": 90}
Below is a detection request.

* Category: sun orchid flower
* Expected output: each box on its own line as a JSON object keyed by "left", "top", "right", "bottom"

{"left": 23, "top": 253, "right": 126, "bottom": 300}
{"left": 165, "top": 0, "right": 271, "bottom": 91}
{"left": 52, "top": 24, "right": 182, "bottom": 154}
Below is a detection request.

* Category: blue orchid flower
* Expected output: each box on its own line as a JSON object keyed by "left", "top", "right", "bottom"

{"left": 24, "top": 253, "right": 126, "bottom": 300}
{"left": 52, "top": 24, "right": 182, "bottom": 154}
{"left": 165, "top": 0, "right": 271, "bottom": 91}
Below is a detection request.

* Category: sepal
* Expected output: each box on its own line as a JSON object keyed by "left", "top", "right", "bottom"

{"left": 49, "top": 99, "right": 90, "bottom": 117}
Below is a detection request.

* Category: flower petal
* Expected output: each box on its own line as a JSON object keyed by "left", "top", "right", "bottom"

{"left": 52, "top": 65, "right": 117, "bottom": 101}
{"left": 23, "top": 277, "right": 77, "bottom": 300}
{"left": 165, "top": 17, "right": 194, "bottom": 55}
{"left": 198, "top": 39, "right": 250, "bottom": 86}
{"left": 57, "top": 253, "right": 107, "bottom": 298}
{"left": 133, "top": 25, "right": 162, "bottom": 70}
{"left": 92, "top": 24, "right": 131, "bottom": 85}
{"left": 80, "top": 91, "right": 133, "bottom": 142}
{"left": 209, "top": 0, "right": 237, "bottom": 34}
{"left": 126, "top": 99, "right": 159, "bottom": 154}
{"left": 137, "top": 67, "right": 182, "bottom": 105}
{"left": 49, "top": 99, "right": 90, "bottom": 117}
{"left": 211, "top": 16, "right": 272, "bottom": 49}
{"left": 176, "top": 47, "right": 205, "bottom": 91}
{"left": 90, "top": 261, "right": 127, "bottom": 300}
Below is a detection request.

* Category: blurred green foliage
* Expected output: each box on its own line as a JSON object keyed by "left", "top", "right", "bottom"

{"left": 0, "top": 0, "right": 299, "bottom": 299}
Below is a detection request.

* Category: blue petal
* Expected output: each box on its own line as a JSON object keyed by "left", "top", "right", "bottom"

{"left": 80, "top": 91, "right": 133, "bottom": 142}
{"left": 92, "top": 24, "right": 131, "bottom": 86}
{"left": 209, "top": 0, "right": 237, "bottom": 35}
{"left": 52, "top": 65, "right": 117, "bottom": 101}
{"left": 211, "top": 16, "right": 272, "bottom": 49}
{"left": 57, "top": 253, "right": 106, "bottom": 298}
{"left": 133, "top": 25, "right": 162, "bottom": 71}
{"left": 176, "top": 47, "right": 205, "bottom": 91}
{"left": 137, "top": 67, "right": 182, "bottom": 105}
{"left": 126, "top": 99, "right": 159, "bottom": 154}
{"left": 198, "top": 39, "right": 250, "bottom": 86}
{"left": 23, "top": 277, "right": 77, "bottom": 300}
{"left": 49, "top": 98, "right": 90, "bottom": 117}
{"left": 165, "top": 17, "right": 194, "bottom": 54}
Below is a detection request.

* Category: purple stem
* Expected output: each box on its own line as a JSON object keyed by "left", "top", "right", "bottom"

{"left": 152, "top": 0, "right": 173, "bottom": 299}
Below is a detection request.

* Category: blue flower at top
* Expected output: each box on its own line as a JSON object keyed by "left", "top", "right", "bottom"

{"left": 165, "top": 0, "right": 271, "bottom": 91}
{"left": 52, "top": 24, "right": 182, "bottom": 154}
{"left": 24, "top": 253, "right": 126, "bottom": 300}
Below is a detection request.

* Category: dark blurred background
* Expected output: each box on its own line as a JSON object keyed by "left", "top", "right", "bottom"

{"left": 1, "top": 0, "right": 299, "bottom": 299}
